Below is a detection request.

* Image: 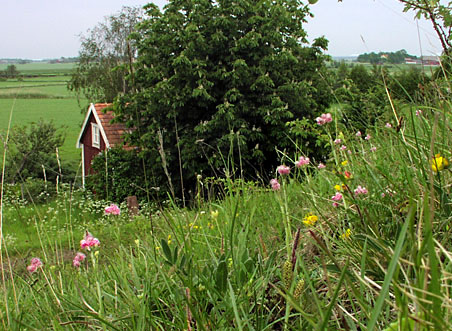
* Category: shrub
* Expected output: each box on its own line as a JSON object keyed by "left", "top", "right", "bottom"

{"left": 86, "top": 147, "right": 166, "bottom": 203}
{"left": 3, "top": 178, "right": 56, "bottom": 204}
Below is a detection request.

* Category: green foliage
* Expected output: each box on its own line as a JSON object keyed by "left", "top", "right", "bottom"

{"left": 389, "top": 66, "right": 430, "bottom": 102}
{"left": 3, "top": 119, "right": 66, "bottom": 183}
{"left": 0, "top": 64, "right": 20, "bottom": 78}
{"left": 116, "top": 0, "right": 332, "bottom": 198}
{"left": 332, "top": 65, "right": 390, "bottom": 131}
{"left": 3, "top": 178, "right": 57, "bottom": 203}
{"left": 357, "top": 49, "right": 416, "bottom": 64}
{"left": 86, "top": 147, "right": 166, "bottom": 203}
{"left": 68, "top": 6, "right": 143, "bottom": 104}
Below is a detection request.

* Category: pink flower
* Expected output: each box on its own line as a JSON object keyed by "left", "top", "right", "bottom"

{"left": 27, "top": 257, "right": 43, "bottom": 273}
{"left": 334, "top": 139, "right": 341, "bottom": 145}
{"left": 331, "top": 192, "right": 343, "bottom": 201}
{"left": 370, "top": 146, "right": 377, "bottom": 152}
{"left": 105, "top": 204, "right": 120, "bottom": 215}
{"left": 270, "top": 179, "right": 280, "bottom": 191}
{"left": 340, "top": 145, "right": 347, "bottom": 151}
{"left": 385, "top": 123, "right": 392, "bottom": 128}
{"left": 317, "top": 163, "right": 326, "bottom": 169}
{"left": 31, "top": 258, "right": 42, "bottom": 266}
{"left": 332, "top": 202, "right": 339, "bottom": 208}
{"left": 295, "top": 156, "right": 310, "bottom": 168}
{"left": 347, "top": 150, "right": 352, "bottom": 155}
{"left": 315, "top": 113, "right": 332, "bottom": 125}
{"left": 27, "top": 264, "right": 38, "bottom": 273}
{"left": 277, "top": 165, "right": 291, "bottom": 175}
{"left": 80, "top": 231, "right": 100, "bottom": 250}
{"left": 365, "top": 134, "right": 371, "bottom": 141}
{"left": 356, "top": 131, "right": 362, "bottom": 137}
{"left": 74, "top": 252, "right": 86, "bottom": 262}
{"left": 73, "top": 252, "right": 86, "bottom": 268}
{"left": 416, "top": 109, "right": 422, "bottom": 117}
{"left": 354, "top": 185, "right": 368, "bottom": 195}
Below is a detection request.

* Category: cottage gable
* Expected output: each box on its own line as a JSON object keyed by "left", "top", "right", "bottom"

{"left": 77, "top": 103, "right": 128, "bottom": 186}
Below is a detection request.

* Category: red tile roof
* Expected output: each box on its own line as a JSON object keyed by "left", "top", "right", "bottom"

{"left": 94, "top": 103, "right": 128, "bottom": 148}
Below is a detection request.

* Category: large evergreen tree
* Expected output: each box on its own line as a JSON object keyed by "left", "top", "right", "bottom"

{"left": 115, "top": 0, "right": 332, "bottom": 198}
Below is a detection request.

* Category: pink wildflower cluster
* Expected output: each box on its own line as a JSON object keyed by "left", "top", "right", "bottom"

{"left": 27, "top": 257, "right": 43, "bottom": 273}
{"left": 277, "top": 165, "right": 290, "bottom": 175}
{"left": 317, "top": 163, "right": 326, "bottom": 169}
{"left": 80, "top": 231, "right": 100, "bottom": 250}
{"left": 356, "top": 131, "right": 362, "bottom": 137}
{"left": 334, "top": 139, "right": 341, "bottom": 145}
{"left": 385, "top": 123, "right": 392, "bottom": 128}
{"left": 315, "top": 113, "right": 332, "bottom": 125}
{"left": 73, "top": 252, "right": 86, "bottom": 268}
{"left": 354, "top": 185, "right": 368, "bottom": 195}
{"left": 416, "top": 109, "right": 422, "bottom": 117}
{"left": 270, "top": 179, "right": 280, "bottom": 191}
{"left": 295, "top": 156, "right": 310, "bottom": 168}
{"left": 365, "top": 134, "right": 371, "bottom": 141}
{"left": 331, "top": 192, "right": 343, "bottom": 208}
{"left": 340, "top": 145, "right": 347, "bottom": 151}
{"left": 105, "top": 204, "right": 120, "bottom": 215}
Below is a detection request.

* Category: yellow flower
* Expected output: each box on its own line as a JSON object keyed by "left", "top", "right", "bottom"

{"left": 341, "top": 160, "right": 348, "bottom": 166}
{"left": 135, "top": 239, "right": 140, "bottom": 246}
{"left": 211, "top": 210, "right": 219, "bottom": 219}
{"left": 334, "top": 183, "right": 346, "bottom": 191}
{"left": 341, "top": 228, "right": 352, "bottom": 240}
{"left": 303, "top": 213, "right": 318, "bottom": 226}
{"left": 432, "top": 153, "right": 449, "bottom": 172}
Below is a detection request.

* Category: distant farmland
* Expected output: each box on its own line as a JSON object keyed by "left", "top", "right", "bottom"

{"left": 0, "top": 62, "right": 85, "bottom": 170}
{"left": 0, "top": 62, "right": 75, "bottom": 75}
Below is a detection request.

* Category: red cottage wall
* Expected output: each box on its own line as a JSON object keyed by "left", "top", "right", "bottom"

{"left": 81, "top": 114, "right": 106, "bottom": 176}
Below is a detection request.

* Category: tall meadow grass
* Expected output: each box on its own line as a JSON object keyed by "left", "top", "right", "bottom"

{"left": 1, "top": 69, "right": 452, "bottom": 330}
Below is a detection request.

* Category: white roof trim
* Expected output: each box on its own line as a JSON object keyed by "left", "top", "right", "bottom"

{"left": 76, "top": 103, "right": 111, "bottom": 149}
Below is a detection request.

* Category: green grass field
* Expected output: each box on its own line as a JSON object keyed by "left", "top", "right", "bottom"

{"left": 0, "top": 63, "right": 85, "bottom": 168}
{"left": 0, "top": 62, "right": 75, "bottom": 75}
{"left": 0, "top": 98, "right": 85, "bottom": 164}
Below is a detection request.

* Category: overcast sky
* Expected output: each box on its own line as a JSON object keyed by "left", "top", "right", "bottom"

{"left": 1, "top": 0, "right": 443, "bottom": 59}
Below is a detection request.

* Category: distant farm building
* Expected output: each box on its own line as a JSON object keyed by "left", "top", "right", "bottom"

{"left": 421, "top": 56, "right": 440, "bottom": 66}
{"left": 405, "top": 57, "right": 421, "bottom": 65}
{"left": 405, "top": 56, "right": 440, "bottom": 66}
{"left": 76, "top": 103, "right": 129, "bottom": 187}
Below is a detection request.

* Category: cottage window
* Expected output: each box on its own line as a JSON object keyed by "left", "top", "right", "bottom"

{"left": 92, "top": 123, "right": 100, "bottom": 148}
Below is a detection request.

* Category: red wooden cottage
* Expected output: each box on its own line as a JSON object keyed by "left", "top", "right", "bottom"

{"left": 76, "top": 103, "right": 128, "bottom": 187}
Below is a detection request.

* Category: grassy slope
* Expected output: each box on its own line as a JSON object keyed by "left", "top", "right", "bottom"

{"left": 0, "top": 98, "right": 84, "bottom": 164}
{"left": 2, "top": 102, "right": 452, "bottom": 329}
{"left": 0, "top": 63, "right": 84, "bottom": 165}
{"left": 0, "top": 62, "right": 75, "bottom": 74}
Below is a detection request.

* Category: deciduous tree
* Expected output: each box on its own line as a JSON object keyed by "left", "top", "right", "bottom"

{"left": 68, "top": 6, "right": 144, "bottom": 105}
{"left": 115, "top": 0, "right": 332, "bottom": 198}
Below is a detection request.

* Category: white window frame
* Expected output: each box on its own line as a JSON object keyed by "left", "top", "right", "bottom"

{"left": 92, "top": 123, "right": 100, "bottom": 148}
